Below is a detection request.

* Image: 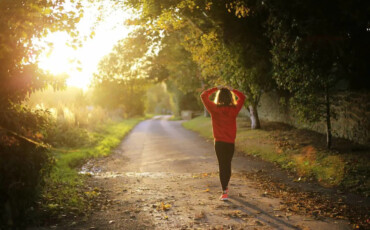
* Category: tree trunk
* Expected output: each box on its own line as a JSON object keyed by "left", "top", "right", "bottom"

{"left": 200, "top": 80, "right": 210, "bottom": 117}
{"left": 204, "top": 108, "right": 210, "bottom": 117}
{"left": 248, "top": 104, "right": 261, "bottom": 129}
{"left": 325, "top": 88, "right": 332, "bottom": 149}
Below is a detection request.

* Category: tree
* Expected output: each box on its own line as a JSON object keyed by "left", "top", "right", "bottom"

{"left": 182, "top": 28, "right": 272, "bottom": 129}
{"left": 92, "top": 29, "right": 150, "bottom": 116}
{"left": 145, "top": 83, "right": 172, "bottom": 114}
{"left": 125, "top": 0, "right": 273, "bottom": 129}
{"left": 92, "top": 77, "right": 147, "bottom": 117}
{"left": 0, "top": 1, "right": 82, "bottom": 227}
{"left": 146, "top": 32, "right": 203, "bottom": 116}
{"left": 265, "top": 0, "right": 370, "bottom": 148}
{"left": 183, "top": 0, "right": 273, "bottom": 129}
{"left": 0, "top": 0, "right": 81, "bottom": 104}
{"left": 0, "top": 0, "right": 82, "bottom": 141}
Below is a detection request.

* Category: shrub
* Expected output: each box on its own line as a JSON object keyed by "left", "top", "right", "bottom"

{"left": 0, "top": 104, "right": 54, "bottom": 228}
{"left": 0, "top": 139, "right": 53, "bottom": 228}
{"left": 45, "top": 121, "right": 92, "bottom": 148}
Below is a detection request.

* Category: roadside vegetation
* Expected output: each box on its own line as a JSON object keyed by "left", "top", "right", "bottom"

{"left": 38, "top": 118, "right": 142, "bottom": 225}
{"left": 183, "top": 116, "right": 369, "bottom": 196}
{"left": 28, "top": 88, "right": 148, "bottom": 225}
{"left": 1, "top": 0, "right": 368, "bottom": 229}
{"left": 0, "top": 85, "right": 147, "bottom": 228}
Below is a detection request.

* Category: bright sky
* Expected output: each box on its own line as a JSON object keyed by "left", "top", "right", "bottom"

{"left": 37, "top": 1, "right": 134, "bottom": 89}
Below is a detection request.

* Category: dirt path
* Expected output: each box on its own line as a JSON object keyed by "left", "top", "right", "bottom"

{"left": 46, "top": 116, "right": 352, "bottom": 229}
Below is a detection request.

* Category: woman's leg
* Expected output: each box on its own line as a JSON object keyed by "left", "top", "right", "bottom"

{"left": 224, "top": 142, "right": 234, "bottom": 189}
{"left": 215, "top": 141, "right": 235, "bottom": 191}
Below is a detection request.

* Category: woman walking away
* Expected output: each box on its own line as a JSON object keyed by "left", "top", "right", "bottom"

{"left": 201, "top": 86, "right": 246, "bottom": 201}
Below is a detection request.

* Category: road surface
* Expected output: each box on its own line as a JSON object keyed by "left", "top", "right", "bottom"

{"left": 47, "top": 115, "right": 351, "bottom": 229}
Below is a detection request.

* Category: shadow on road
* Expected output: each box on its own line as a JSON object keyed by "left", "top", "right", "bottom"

{"left": 230, "top": 197, "right": 299, "bottom": 229}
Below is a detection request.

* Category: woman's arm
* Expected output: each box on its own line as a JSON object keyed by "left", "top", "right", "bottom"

{"left": 200, "top": 87, "right": 218, "bottom": 114}
{"left": 232, "top": 89, "right": 246, "bottom": 112}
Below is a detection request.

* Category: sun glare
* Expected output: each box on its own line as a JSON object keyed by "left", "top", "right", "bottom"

{"left": 37, "top": 1, "right": 134, "bottom": 90}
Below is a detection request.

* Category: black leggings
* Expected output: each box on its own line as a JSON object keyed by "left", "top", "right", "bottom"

{"left": 215, "top": 141, "right": 235, "bottom": 191}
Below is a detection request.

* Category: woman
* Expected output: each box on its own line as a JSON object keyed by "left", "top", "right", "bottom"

{"left": 201, "top": 86, "right": 246, "bottom": 201}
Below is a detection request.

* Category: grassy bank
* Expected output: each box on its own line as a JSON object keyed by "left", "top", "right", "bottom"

{"left": 183, "top": 116, "right": 369, "bottom": 196}
{"left": 39, "top": 118, "right": 143, "bottom": 222}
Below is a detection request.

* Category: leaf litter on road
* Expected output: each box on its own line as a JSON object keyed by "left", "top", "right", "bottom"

{"left": 240, "top": 170, "right": 369, "bottom": 228}
{"left": 156, "top": 202, "right": 172, "bottom": 211}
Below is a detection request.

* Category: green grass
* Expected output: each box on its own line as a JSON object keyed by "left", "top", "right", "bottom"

{"left": 183, "top": 116, "right": 369, "bottom": 195}
{"left": 144, "top": 113, "right": 158, "bottom": 119}
{"left": 40, "top": 118, "right": 143, "bottom": 219}
{"left": 169, "top": 115, "right": 182, "bottom": 121}
{"left": 182, "top": 116, "right": 213, "bottom": 138}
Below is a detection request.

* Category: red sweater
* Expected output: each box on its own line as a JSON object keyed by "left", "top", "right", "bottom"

{"left": 201, "top": 87, "right": 246, "bottom": 143}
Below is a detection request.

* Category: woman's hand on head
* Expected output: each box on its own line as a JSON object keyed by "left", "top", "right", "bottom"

{"left": 226, "top": 86, "right": 233, "bottom": 91}
{"left": 217, "top": 85, "right": 224, "bottom": 90}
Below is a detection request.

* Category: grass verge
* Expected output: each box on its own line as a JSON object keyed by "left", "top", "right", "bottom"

{"left": 183, "top": 116, "right": 369, "bottom": 196}
{"left": 38, "top": 118, "right": 143, "bottom": 223}
{"left": 169, "top": 115, "right": 182, "bottom": 121}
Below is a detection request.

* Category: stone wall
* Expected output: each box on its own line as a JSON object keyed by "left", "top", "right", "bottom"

{"left": 256, "top": 91, "right": 370, "bottom": 145}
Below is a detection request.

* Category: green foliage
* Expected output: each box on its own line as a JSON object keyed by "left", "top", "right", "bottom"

{"left": 124, "top": 0, "right": 368, "bottom": 128}
{"left": 180, "top": 92, "right": 202, "bottom": 111}
{"left": 40, "top": 118, "right": 142, "bottom": 223}
{"left": 27, "top": 87, "right": 113, "bottom": 148}
{"left": 266, "top": 0, "right": 370, "bottom": 90}
{"left": 264, "top": 0, "right": 370, "bottom": 147}
{"left": 92, "top": 29, "right": 150, "bottom": 117}
{"left": 0, "top": 140, "right": 52, "bottom": 228}
{"left": 0, "top": 104, "right": 54, "bottom": 228}
{"left": 183, "top": 116, "right": 369, "bottom": 195}
{"left": 28, "top": 87, "right": 111, "bottom": 129}
{"left": 27, "top": 87, "right": 88, "bottom": 109}
{"left": 182, "top": 116, "right": 213, "bottom": 138}
{"left": 146, "top": 31, "right": 203, "bottom": 115}
{"left": 146, "top": 84, "right": 172, "bottom": 114}
{"left": 0, "top": 0, "right": 81, "bottom": 105}
{"left": 181, "top": 0, "right": 272, "bottom": 107}
{"left": 150, "top": 32, "right": 201, "bottom": 92}
{"left": 0, "top": 104, "right": 50, "bottom": 139}
{"left": 166, "top": 85, "right": 183, "bottom": 117}
{"left": 92, "top": 78, "right": 147, "bottom": 117}
{"left": 0, "top": 1, "right": 82, "bottom": 226}
{"left": 46, "top": 124, "right": 92, "bottom": 148}
{"left": 125, "top": 0, "right": 273, "bottom": 128}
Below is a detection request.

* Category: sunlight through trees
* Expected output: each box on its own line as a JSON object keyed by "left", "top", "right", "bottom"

{"left": 1, "top": 0, "right": 369, "bottom": 228}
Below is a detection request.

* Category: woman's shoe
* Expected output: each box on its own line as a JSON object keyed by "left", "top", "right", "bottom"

{"left": 219, "top": 193, "right": 228, "bottom": 201}
{"left": 220, "top": 189, "right": 229, "bottom": 200}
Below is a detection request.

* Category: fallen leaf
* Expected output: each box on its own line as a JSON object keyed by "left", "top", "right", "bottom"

{"left": 194, "top": 211, "right": 205, "bottom": 220}
{"left": 157, "top": 202, "right": 171, "bottom": 211}
{"left": 255, "top": 220, "right": 264, "bottom": 226}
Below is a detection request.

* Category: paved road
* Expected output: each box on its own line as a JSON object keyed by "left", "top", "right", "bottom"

{"left": 45, "top": 116, "right": 351, "bottom": 230}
